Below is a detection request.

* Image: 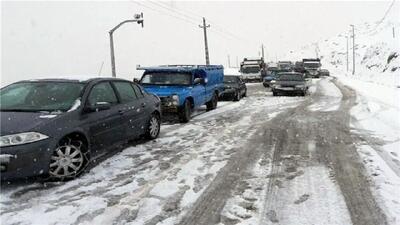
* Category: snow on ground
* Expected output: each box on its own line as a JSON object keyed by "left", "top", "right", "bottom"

{"left": 286, "top": 14, "right": 400, "bottom": 224}
{"left": 224, "top": 67, "right": 241, "bottom": 76}
{"left": 260, "top": 165, "right": 351, "bottom": 225}
{"left": 0, "top": 89, "right": 302, "bottom": 225}
{"left": 219, "top": 78, "right": 352, "bottom": 225}
{"left": 308, "top": 77, "right": 342, "bottom": 112}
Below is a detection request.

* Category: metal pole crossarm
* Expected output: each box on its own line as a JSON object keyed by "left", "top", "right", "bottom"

{"left": 109, "top": 19, "right": 143, "bottom": 34}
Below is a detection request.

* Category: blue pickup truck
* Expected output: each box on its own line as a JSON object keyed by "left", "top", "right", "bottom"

{"left": 138, "top": 65, "right": 224, "bottom": 122}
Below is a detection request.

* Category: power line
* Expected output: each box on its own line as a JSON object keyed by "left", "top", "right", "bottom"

{"left": 377, "top": 0, "right": 396, "bottom": 27}
{"left": 143, "top": 1, "right": 252, "bottom": 42}
{"left": 147, "top": 0, "right": 199, "bottom": 23}
{"left": 134, "top": 1, "right": 246, "bottom": 41}
{"left": 131, "top": 1, "right": 198, "bottom": 27}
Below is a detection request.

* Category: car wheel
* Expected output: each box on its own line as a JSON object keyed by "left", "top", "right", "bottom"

{"left": 146, "top": 113, "right": 160, "bottom": 139}
{"left": 243, "top": 89, "right": 247, "bottom": 97}
{"left": 179, "top": 100, "right": 191, "bottom": 123}
{"left": 48, "top": 137, "right": 89, "bottom": 180}
{"left": 234, "top": 91, "right": 240, "bottom": 101}
{"left": 206, "top": 93, "right": 218, "bottom": 111}
{"left": 273, "top": 91, "right": 277, "bottom": 96}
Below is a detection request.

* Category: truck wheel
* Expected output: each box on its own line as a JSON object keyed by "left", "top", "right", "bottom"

{"left": 179, "top": 100, "right": 191, "bottom": 123}
{"left": 243, "top": 89, "right": 247, "bottom": 97}
{"left": 206, "top": 93, "right": 218, "bottom": 111}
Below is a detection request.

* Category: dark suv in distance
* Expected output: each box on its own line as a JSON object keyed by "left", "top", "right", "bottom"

{"left": 220, "top": 75, "right": 247, "bottom": 101}
{"left": 0, "top": 78, "right": 161, "bottom": 181}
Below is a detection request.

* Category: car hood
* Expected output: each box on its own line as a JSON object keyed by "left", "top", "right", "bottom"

{"left": 241, "top": 72, "right": 260, "bottom": 76}
{"left": 276, "top": 80, "right": 306, "bottom": 86}
{"left": 0, "top": 111, "right": 62, "bottom": 136}
{"left": 142, "top": 85, "right": 192, "bottom": 98}
{"left": 224, "top": 83, "right": 239, "bottom": 88}
{"left": 264, "top": 76, "right": 275, "bottom": 81}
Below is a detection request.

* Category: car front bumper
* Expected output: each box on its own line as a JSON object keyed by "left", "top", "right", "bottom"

{"left": 273, "top": 87, "right": 306, "bottom": 94}
{"left": 0, "top": 138, "right": 56, "bottom": 180}
{"left": 220, "top": 88, "right": 236, "bottom": 98}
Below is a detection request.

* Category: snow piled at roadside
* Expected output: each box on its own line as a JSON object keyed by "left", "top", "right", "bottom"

{"left": 308, "top": 77, "right": 342, "bottom": 112}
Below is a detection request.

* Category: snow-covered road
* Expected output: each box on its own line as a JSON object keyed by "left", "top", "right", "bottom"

{"left": 0, "top": 78, "right": 392, "bottom": 225}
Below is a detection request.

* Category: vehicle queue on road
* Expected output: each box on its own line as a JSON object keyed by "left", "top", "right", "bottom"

{"left": 0, "top": 61, "right": 329, "bottom": 181}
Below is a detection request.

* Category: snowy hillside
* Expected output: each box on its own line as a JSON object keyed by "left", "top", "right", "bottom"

{"left": 287, "top": 19, "right": 400, "bottom": 87}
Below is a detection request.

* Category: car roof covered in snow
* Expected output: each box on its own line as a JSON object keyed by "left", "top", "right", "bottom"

{"left": 15, "top": 76, "right": 128, "bottom": 84}
{"left": 138, "top": 65, "right": 223, "bottom": 74}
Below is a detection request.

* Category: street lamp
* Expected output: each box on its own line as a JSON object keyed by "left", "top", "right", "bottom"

{"left": 109, "top": 13, "right": 144, "bottom": 78}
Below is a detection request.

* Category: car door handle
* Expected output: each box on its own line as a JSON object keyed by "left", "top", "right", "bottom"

{"left": 141, "top": 102, "right": 146, "bottom": 108}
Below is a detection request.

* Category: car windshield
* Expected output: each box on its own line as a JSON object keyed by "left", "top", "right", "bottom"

{"left": 241, "top": 66, "right": 260, "bottom": 74}
{"left": 278, "top": 74, "right": 304, "bottom": 81}
{"left": 224, "top": 76, "right": 237, "bottom": 83}
{"left": 304, "top": 62, "right": 320, "bottom": 68}
{"left": 0, "top": 82, "right": 84, "bottom": 112}
{"left": 141, "top": 73, "right": 192, "bottom": 85}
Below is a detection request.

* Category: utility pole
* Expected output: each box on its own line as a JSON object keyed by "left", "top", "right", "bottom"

{"left": 109, "top": 13, "right": 144, "bottom": 77}
{"left": 199, "top": 17, "right": 210, "bottom": 65}
{"left": 261, "top": 44, "right": 265, "bottom": 59}
{"left": 393, "top": 27, "right": 396, "bottom": 38}
{"left": 346, "top": 36, "right": 349, "bottom": 72}
{"left": 350, "top": 24, "right": 355, "bottom": 75}
{"left": 227, "top": 55, "right": 231, "bottom": 68}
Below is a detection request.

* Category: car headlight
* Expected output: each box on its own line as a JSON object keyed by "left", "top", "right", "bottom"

{"left": 271, "top": 80, "right": 276, "bottom": 84}
{"left": 274, "top": 85, "right": 281, "bottom": 88}
{"left": 171, "top": 95, "right": 179, "bottom": 106}
{"left": 0, "top": 132, "right": 49, "bottom": 147}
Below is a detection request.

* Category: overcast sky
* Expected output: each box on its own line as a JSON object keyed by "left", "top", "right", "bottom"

{"left": 1, "top": 0, "right": 397, "bottom": 86}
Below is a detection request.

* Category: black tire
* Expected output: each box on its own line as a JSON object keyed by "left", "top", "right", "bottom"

{"left": 233, "top": 90, "right": 240, "bottom": 101}
{"left": 146, "top": 113, "right": 160, "bottom": 139}
{"left": 48, "top": 137, "right": 89, "bottom": 181}
{"left": 206, "top": 93, "right": 218, "bottom": 111}
{"left": 243, "top": 89, "right": 247, "bottom": 97}
{"left": 179, "top": 100, "right": 191, "bottom": 123}
{"left": 273, "top": 91, "right": 277, "bottom": 96}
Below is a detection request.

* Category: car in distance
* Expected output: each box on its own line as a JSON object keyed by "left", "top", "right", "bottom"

{"left": 220, "top": 75, "right": 247, "bottom": 101}
{"left": 271, "top": 72, "right": 309, "bottom": 96}
{"left": 0, "top": 78, "right": 161, "bottom": 181}
{"left": 139, "top": 65, "right": 224, "bottom": 123}
{"left": 320, "top": 69, "right": 330, "bottom": 76}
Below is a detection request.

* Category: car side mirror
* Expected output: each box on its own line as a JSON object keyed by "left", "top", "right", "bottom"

{"left": 194, "top": 78, "right": 205, "bottom": 85}
{"left": 133, "top": 78, "right": 139, "bottom": 84}
{"left": 84, "top": 102, "right": 111, "bottom": 113}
